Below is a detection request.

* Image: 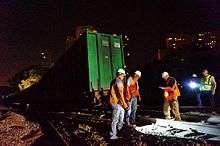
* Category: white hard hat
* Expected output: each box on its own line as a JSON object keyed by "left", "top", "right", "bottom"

{"left": 117, "top": 68, "right": 125, "bottom": 75}
{"left": 134, "top": 70, "right": 141, "bottom": 77}
{"left": 162, "top": 72, "right": 169, "bottom": 78}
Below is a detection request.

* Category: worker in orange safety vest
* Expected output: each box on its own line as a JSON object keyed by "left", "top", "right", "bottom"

{"left": 159, "top": 72, "right": 181, "bottom": 120}
{"left": 109, "top": 68, "right": 128, "bottom": 140}
{"left": 125, "top": 70, "right": 141, "bottom": 126}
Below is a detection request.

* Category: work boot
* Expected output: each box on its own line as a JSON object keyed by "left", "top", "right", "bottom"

{"left": 212, "top": 111, "right": 217, "bottom": 115}
{"left": 126, "top": 123, "right": 135, "bottom": 128}
{"left": 165, "top": 117, "right": 171, "bottom": 120}
{"left": 175, "top": 116, "right": 181, "bottom": 121}
{"left": 110, "top": 135, "right": 119, "bottom": 140}
{"left": 130, "top": 121, "right": 137, "bottom": 127}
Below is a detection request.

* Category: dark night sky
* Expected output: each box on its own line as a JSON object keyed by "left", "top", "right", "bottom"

{"left": 1, "top": 0, "right": 220, "bottom": 48}
{"left": 0, "top": 0, "right": 220, "bottom": 84}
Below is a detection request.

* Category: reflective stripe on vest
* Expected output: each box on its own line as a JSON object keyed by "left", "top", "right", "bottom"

{"left": 200, "top": 75, "right": 212, "bottom": 91}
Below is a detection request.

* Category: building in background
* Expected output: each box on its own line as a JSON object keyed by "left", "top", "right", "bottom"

{"left": 193, "top": 32, "right": 217, "bottom": 49}
{"left": 166, "top": 32, "right": 217, "bottom": 50}
{"left": 166, "top": 33, "right": 193, "bottom": 49}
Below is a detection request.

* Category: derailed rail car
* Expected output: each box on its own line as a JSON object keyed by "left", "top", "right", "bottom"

{"left": 7, "top": 31, "right": 125, "bottom": 109}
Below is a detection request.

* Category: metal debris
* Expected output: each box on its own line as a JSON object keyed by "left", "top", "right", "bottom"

{"left": 136, "top": 118, "right": 220, "bottom": 145}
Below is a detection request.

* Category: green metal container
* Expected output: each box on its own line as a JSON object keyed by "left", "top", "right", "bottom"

{"left": 86, "top": 31, "right": 124, "bottom": 90}
{"left": 11, "top": 31, "right": 125, "bottom": 107}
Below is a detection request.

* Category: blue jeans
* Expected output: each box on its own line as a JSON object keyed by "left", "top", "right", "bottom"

{"left": 110, "top": 104, "right": 125, "bottom": 138}
{"left": 198, "top": 91, "right": 215, "bottom": 109}
{"left": 125, "top": 97, "right": 137, "bottom": 124}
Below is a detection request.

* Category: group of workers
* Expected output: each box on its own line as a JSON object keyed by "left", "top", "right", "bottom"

{"left": 109, "top": 69, "right": 141, "bottom": 139}
{"left": 109, "top": 68, "right": 217, "bottom": 140}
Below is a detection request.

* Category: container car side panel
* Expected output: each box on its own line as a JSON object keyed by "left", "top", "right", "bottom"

{"left": 110, "top": 36, "right": 124, "bottom": 77}
{"left": 97, "top": 34, "right": 112, "bottom": 90}
{"left": 87, "top": 33, "right": 99, "bottom": 90}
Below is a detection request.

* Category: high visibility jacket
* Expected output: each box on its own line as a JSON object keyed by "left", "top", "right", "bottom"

{"left": 109, "top": 78, "right": 127, "bottom": 108}
{"left": 200, "top": 75, "right": 213, "bottom": 91}
{"left": 126, "top": 77, "right": 140, "bottom": 101}
{"left": 164, "top": 77, "right": 181, "bottom": 100}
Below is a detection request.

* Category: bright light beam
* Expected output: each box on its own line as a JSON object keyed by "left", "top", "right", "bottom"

{"left": 188, "top": 81, "right": 199, "bottom": 89}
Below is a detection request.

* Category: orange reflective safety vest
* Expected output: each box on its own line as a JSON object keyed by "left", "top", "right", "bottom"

{"left": 109, "top": 78, "right": 127, "bottom": 108}
{"left": 125, "top": 77, "right": 140, "bottom": 101}
{"left": 164, "top": 77, "right": 181, "bottom": 100}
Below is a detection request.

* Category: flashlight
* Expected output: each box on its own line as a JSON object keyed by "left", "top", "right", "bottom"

{"left": 188, "top": 81, "right": 199, "bottom": 89}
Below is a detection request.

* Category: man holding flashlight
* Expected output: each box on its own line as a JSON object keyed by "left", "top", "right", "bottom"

{"left": 188, "top": 74, "right": 201, "bottom": 105}
{"left": 159, "top": 72, "right": 181, "bottom": 121}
